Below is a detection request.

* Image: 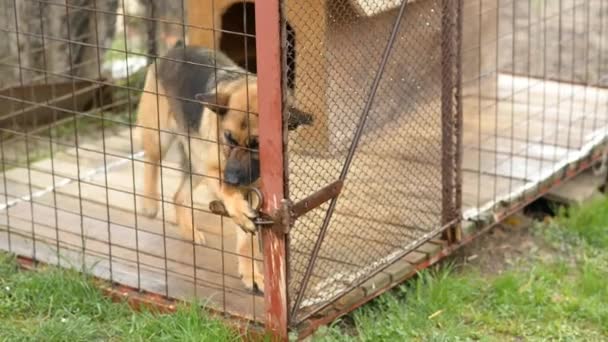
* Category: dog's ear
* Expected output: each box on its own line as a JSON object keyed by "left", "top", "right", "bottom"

{"left": 195, "top": 92, "right": 231, "bottom": 115}
{"left": 286, "top": 107, "right": 314, "bottom": 131}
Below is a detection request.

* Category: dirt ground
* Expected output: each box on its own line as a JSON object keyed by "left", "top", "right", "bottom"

{"left": 453, "top": 209, "right": 557, "bottom": 276}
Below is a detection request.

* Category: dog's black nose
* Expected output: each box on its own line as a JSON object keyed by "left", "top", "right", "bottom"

{"left": 224, "top": 158, "right": 242, "bottom": 185}
{"left": 224, "top": 172, "right": 240, "bottom": 185}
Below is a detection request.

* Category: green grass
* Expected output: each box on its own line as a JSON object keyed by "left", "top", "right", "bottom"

{"left": 313, "top": 196, "right": 608, "bottom": 341}
{"left": 2, "top": 196, "right": 608, "bottom": 341}
{"left": 553, "top": 197, "right": 608, "bottom": 249}
{"left": 0, "top": 254, "right": 241, "bottom": 341}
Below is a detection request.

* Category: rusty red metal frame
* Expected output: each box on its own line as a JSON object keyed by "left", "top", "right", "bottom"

{"left": 440, "top": 0, "right": 463, "bottom": 243}
{"left": 255, "top": 0, "right": 289, "bottom": 340}
{"left": 440, "top": 0, "right": 457, "bottom": 241}
{"left": 454, "top": 0, "right": 464, "bottom": 239}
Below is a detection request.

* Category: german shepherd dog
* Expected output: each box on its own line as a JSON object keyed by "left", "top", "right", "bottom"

{"left": 136, "top": 43, "right": 311, "bottom": 292}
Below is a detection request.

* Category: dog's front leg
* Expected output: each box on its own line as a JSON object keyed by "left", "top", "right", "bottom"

{"left": 220, "top": 185, "right": 257, "bottom": 234}
{"left": 205, "top": 169, "right": 263, "bottom": 292}
{"left": 220, "top": 186, "right": 264, "bottom": 292}
{"left": 173, "top": 172, "right": 207, "bottom": 244}
{"left": 236, "top": 228, "right": 264, "bottom": 293}
{"left": 205, "top": 169, "right": 257, "bottom": 233}
{"left": 141, "top": 129, "right": 176, "bottom": 218}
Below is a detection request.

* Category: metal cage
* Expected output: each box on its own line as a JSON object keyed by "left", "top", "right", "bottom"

{"left": 0, "top": 0, "right": 607, "bottom": 340}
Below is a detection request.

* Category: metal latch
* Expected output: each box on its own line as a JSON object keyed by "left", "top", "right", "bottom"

{"left": 208, "top": 180, "right": 344, "bottom": 234}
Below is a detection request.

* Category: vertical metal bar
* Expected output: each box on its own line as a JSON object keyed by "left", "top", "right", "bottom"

{"left": 440, "top": 0, "right": 457, "bottom": 242}
{"left": 137, "top": 0, "right": 176, "bottom": 302}
{"left": 207, "top": 0, "right": 229, "bottom": 315}
{"left": 0, "top": 130, "right": 10, "bottom": 252}
{"left": 508, "top": 0, "right": 516, "bottom": 197}
{"left": 454, "top": 0, "right": 463, "bottom": 240}
{"left": 492, "top": 0, "right": 499, "bottom": 205}
{"left": 567, "top": 1, "right": 577, "bottom": 151}
{"left": 579, "top": 0, "right": 591, "bottom": 147}
{"left": 38, "top": 0, "right": 61, "bottom": 266}
{"left": 592, "top": 0, "right": 605, "bottom": 132}
{"left": 538, "top": 0, "right": 548, "bottom": 193}
{"left": 91, "top": 0, "right": 114, "bottom": 285}
{"left": 64, "top": 0, "right": 87, "bottom": 273}
{"left": 13, "top": 0, "right": 38, "bottom": 262}
{"left": 475, "top": 0, "right": 482, "bottom": 212}
{"left": 181, "top": 0, "right": 200, "bottom": 304}
{"left": 152, "top": 57, "right": 170, "bottom": 298}
{"left": 553, "top": 0, "right": 563, "bottom": 164}
{"left": 523, "top": 0, "right": 532, "bottom": 202}
{"left": 1, "top": 1, "right": 14, "bottom": 252}
{"left": 241, "top": 0, "right": 259, "bottom": 321}
{"left": 146, "top": 0, "right": 157, "bottom": 62}
{"left": 121, "top": 0, "right": 142, "bottom": 291}
{"left": 255, "top": 0, "right": 288, "bottom": 338}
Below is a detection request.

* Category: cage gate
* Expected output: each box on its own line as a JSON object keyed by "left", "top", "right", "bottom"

{"left": 280, "top": 0, "right": 463, "bottom": 331}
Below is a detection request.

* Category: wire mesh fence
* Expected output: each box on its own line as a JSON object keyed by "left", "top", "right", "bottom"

{"left": 0, "top": 0, "right": 266, "bottom": 324}
{"left": 460, "top": 0, "right": 608, "bottom": 221}
{"left": 0, "top": 0, "right": 606, "bottom": 338}
{"left": 283, "top": 0, "right": 607, "bottom": 325}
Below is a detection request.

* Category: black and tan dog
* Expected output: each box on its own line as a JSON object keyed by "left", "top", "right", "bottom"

{"left": 136, "top": 43, "right": 311, "bottom": 292}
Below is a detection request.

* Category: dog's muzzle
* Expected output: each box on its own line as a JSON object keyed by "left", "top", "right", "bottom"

{"left": 224, "top": 151, "right": 260, "bottom": 186}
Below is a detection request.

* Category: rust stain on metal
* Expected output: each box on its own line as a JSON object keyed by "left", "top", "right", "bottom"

{"left": 262, "top": 228, "right": 288, "bottom": 341}
{"left": 291, "top": 180, "right": 343, "bottom": 219}
{"left": 256, "top": 0, "right": 284, "bottom": 216}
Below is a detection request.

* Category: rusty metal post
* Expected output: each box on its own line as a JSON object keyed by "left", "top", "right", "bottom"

{"left": 454, "top": 0, "right": 464, "bottom": 242}
{"left": 255, "top": 0, "right": 289, "bottom": 339}
{"left": 440, "top": 0, "right": 459, "bottom": 243}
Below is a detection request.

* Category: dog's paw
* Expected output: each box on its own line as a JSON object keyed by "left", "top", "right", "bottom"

{"left": 234, "top": 214, "right": 256, "bottom": 234}
{"left": 208, "top": 200, "right": 227, "bottom": 215}
{"left": 225, "top": 198, "right": 257, "bottom": 234}
{"left": 241, "top": 272, "right": 265, "bottom": 295}
{"left": 233, "top": 212, "right": 256, "bottom": 234}
{"left": 140, "top": 204, "right": 158, "bottom": 218}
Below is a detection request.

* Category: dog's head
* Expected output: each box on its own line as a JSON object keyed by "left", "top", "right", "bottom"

{"left": 195, "top": 78, "right": 313, "bottom": 187}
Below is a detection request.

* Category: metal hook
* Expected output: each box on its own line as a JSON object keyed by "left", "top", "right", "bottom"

{"left": 245, "top": 187, "right": 264, "bottom": 213}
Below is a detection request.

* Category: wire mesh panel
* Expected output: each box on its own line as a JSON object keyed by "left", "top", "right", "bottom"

{"left": 284, "top": 0, "right": 461, "bottom": 322}
{"left": 0, "top": 0, "right": 267, "bottom": 324}
{"left": 461, "top": 0, "right": 608, "bottom": 223}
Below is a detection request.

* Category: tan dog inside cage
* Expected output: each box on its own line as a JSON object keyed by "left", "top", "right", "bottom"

{"left": 135, "top": 43, "right": 312, "bottom": 293}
